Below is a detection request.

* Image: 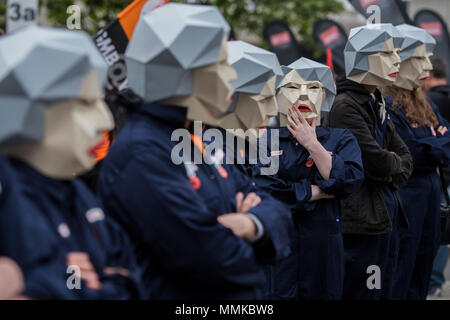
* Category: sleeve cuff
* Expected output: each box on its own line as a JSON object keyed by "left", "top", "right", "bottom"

{"left": 245, "top": 213, "right": 265, "bottom": 243}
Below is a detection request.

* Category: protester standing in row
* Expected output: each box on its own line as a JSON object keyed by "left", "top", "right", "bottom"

{"left": 384, "top": 25, "right": 450, "bottom": 299}
{"left": 326, "top": 24, "right": 413, "bottom": 300}
{"left": 255, "top": 58, "right": 364, "bottom": 299}
{"left": 97, "top": 3, "right": 293, "bottom": 300}
{"left": 424, "top": 58, "right": 450, "bottom": 297}
{"left": 0, "top": 27, "right": 143, "bottom": 299}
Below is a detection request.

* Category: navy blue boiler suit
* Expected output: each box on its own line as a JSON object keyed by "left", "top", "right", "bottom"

{"left": 255, "top": 126, "right": 364, "bottom": 299}
{"left": 389, "top": 101, "right": 450, "bottom": 300}
{"left": 0, "top": 158, "right": 143, "bottom": 299}
{"left": 97, "top": 103, "right": 293, "bottom": 300}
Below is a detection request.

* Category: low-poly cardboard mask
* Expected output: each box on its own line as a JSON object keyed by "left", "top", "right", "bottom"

{"left": 345, "top": 24, "right": 403, "bottom": 87}
{"left": 277, "top": 58, "right": 336, "bottom": 127}
{"left": 0, "top": 26, "right": 114, "bottom": 179}
{"left": 216, "top": 41, "right": 282, "bottom": 138}
{"left": 125, "top": 3, "right": 237, "bottom": 125}
{"left": 394, "top": 24, "right": 436, "bottom": 91}
{"left": 167, "top": 40, "right": 237, "bottom": 126}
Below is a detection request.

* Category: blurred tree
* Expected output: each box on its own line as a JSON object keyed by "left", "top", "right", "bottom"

{"left": 2, "top": 0, "right": 343, "bottom": 52}
{"left": 0, "top": 0, "right": 6, "bottom": 32}
{"left": 42, "top": 0, "right": 129, "bottom": 34}
{"left": 174, "top": 0, "right": 344, "bottom": 52}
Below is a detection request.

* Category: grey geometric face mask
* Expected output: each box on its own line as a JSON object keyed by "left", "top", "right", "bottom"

{"left": 125, "top": 3, "right": 231, "bottom": 103}
{"left": 345, "top": 23, "right": 403, "bottom": 87}
{"left": 0, "top": 26, "right": 107, "bottom": 148}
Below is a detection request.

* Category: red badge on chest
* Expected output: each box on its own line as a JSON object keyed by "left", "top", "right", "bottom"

{"left": 189, "top": 176, "right": 202, "bottom": 190}
{"left": 217, "top": 166, "right": 228, "bottom": 179}
{"left": 306, "top": 155, "right": 314, "bottom": 168}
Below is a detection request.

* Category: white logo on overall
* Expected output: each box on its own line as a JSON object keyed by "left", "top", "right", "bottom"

{"left": 183, "top": 162, "right": 199, "bottom": 179}
{"left": 57, "top": 223, "right": 71, "bottom": 238}
{"left": 85, "top": 208, "right": 105, "bottom": 224}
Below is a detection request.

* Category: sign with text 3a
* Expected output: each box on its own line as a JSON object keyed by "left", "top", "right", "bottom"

{"left": 7, "top": 0, "right": 39, "bottom": 34}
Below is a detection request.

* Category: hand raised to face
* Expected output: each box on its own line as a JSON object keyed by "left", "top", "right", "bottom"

{"left": 287, "top": 106, "right": 319, "bottom": 150}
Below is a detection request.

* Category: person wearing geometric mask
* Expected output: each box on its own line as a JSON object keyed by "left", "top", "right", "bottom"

{"left": 0, "top": 26, "right": 143, "bottom": 299}
{"left": 392, "top": 24, "right": 434, "bottom": 91}
{"left": 125, "top": 6, "right": 236, "bottom": 126}
{"left": 98, "top": 3, "right": 293, "bottom": 299}
{"left": 326, "top": 23, "right": 413, "bottom": 300}
{"left": 216, "top": 40, "right": 283, "bottom": 176}
{"left": 218, "top": 40, "right": 282, "bottom": 135}
{"left": 383, "top": 24, "right": 450, "bottom": 300}
{"left": 276, "top": 58, "right": 337, "bottom": 126}
{"left": 254, "top": 57, "right": 364, "bottom": 300}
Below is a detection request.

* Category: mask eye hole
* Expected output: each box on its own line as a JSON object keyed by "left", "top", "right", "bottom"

{"left": 76, "top": 99, "right": 92, "bottom": 107}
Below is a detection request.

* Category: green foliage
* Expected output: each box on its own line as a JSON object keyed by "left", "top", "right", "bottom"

{"left": 42, "top": 0, "right": 130, "bottom": 34}
{"left": 0, "top": 0, "right": 6, "bottom": 32}
{"left": 2, "top": 0, "right": 343, "bottom": 51}
{"left": 174, "top": 0, "right": 344, "bottom": 53}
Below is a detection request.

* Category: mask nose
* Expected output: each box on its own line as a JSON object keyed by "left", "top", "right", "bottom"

{"left": 424, "top": 55, "right": 433, "bottom": 71}
{"left": 299, "top": 84, "right": 308, "bottom": 100}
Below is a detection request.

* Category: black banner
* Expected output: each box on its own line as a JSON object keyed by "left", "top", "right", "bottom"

{"left": 414, "top": 10, "right": 450, "bottom": 84}
{"left": 263, "top": 20, "right": 313, "bottom": 66}
{"left": 313, "top": 19, "right": 347, "bottom": 76}
{"left": 94, "top": 18, "right": 130, "bottom": 94}
{"left": 348, "top": 0, "right": 411, "bottom": 25}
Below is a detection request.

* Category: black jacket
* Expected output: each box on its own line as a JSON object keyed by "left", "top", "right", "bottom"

{"left": 427, "top": 85, "right": 450, "bottom": 181}
{"left": 325, "top": 78, "right": 412, "bottom": 235}
{"left": 428, "top": 85, "right": 450, "bottom": 123}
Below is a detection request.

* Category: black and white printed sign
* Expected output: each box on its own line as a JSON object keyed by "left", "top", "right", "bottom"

{"left": 6, "top": 0, "right": 39, "bottom": 34}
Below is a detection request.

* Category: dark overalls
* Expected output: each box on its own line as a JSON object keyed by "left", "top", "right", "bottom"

{"left": 97, "top": 103, "right": 293, "bottom": 300}
{"left": 0, "top": 158, "right": 143, "bottom": 299}
{"left": 389, "top": 101, "right": 450, "bottom": 300}
{"left": 342, "top": 95, "right": 400, "bottom": 300}
{"left": 255, "top": 126, "right": 364, "bottom": 299}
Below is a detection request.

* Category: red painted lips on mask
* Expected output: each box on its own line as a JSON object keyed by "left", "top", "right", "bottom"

{"left": 298, "top": 104, "right": 312, "bottom": 113}
{"left": 89, "top": 133, "right": 110, "bottom": 161}
{"left": 388, "top": 72, "right": 398, "bottom": 78}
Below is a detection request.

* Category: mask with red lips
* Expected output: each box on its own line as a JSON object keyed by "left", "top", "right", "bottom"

{"left": 394, "top": 24, "right": 436, "bottom": 91}
{"left": 216, "top": 40, "right": 283, "bottom": 140}
{"left": 345, "top": 24, "right": 404, "bottom": 88}
{"left": 276, "top": 57, "right": 336, "bottom": 127}
{"left": 0, "top": 26, "right": 114, "bottom": 180}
